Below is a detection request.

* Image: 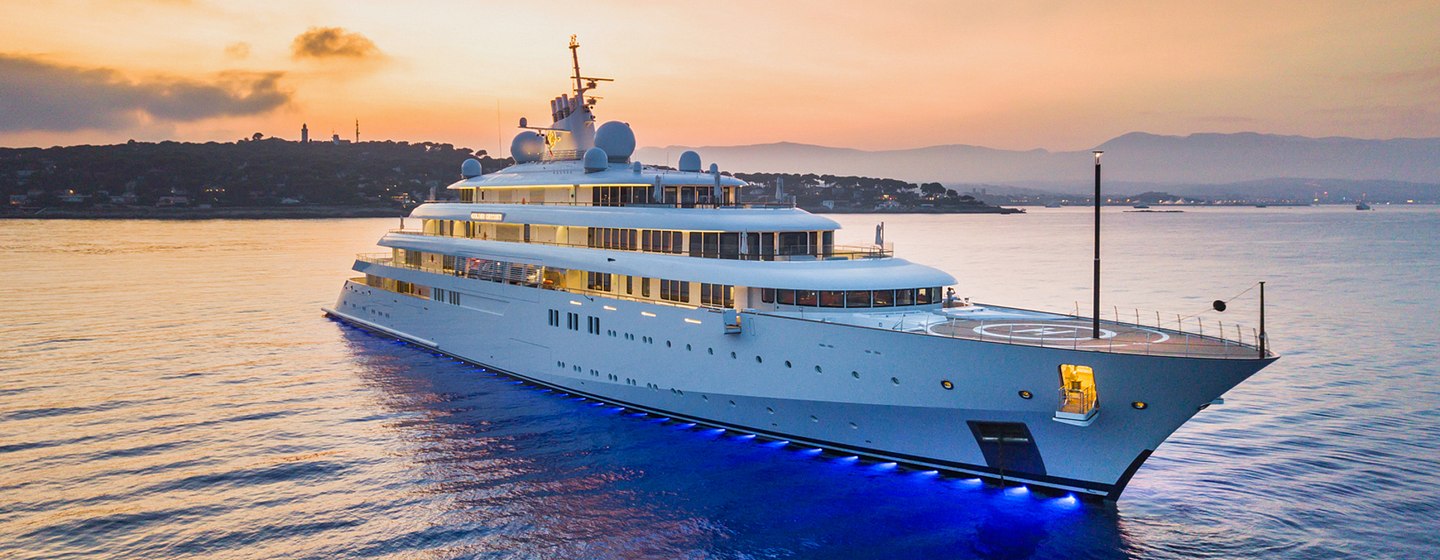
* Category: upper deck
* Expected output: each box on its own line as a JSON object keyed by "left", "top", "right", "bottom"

{"left": 409, "top": 202, "right": 839, "bottom": 233}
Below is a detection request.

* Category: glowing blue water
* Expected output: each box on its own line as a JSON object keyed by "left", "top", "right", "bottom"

{"left": 2, "top": 207, "right": 1437, "bottom": 558}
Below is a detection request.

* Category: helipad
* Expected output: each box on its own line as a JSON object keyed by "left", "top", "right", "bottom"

{"left": 921, "top": 307, "right": 1265, "bottom": 359}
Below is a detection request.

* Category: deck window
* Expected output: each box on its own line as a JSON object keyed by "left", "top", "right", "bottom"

{"left": 777, "top": 289, "right": 796, "bottom": 305}
{"left": 846, "top": 290, "right": 872, "bottom": 308}
{"left": 587, "top": 271, "right": 612, "bottom": 292}
{"left": 896, "top": 288, "right": 915, "bottom": 306}
{"left": 761, "top": 288, "right": 775, "bottom": 303}
{"left": 872, "top": 289, "right": 894, "bottom": 307}
{"left": 703, "top": 232, "right": 719, "bottom": 258}
{"left": 701, "top": 283, "right": 733, "bottom": 307}
{"left": 720, "top": 233, "right": 740, "bottom": 260}
{"left": 661, "top": 279, "right": 690, "bottom": 303}
{"left": 778, "top": 232, "right": 807, "bottom": 256}
{"left": 820, "top": 290, "right": 844, "bottom": 308}
{"left": 796, "top": 290, "right": 818, "bottom": 306}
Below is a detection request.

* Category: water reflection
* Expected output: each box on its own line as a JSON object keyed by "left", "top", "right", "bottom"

{"left": 336, "top": 326, "right": 1128, "bottom": 558}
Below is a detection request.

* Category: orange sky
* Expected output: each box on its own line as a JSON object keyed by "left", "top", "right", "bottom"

{"left": 1, "top": 1, "right": 1436, "bottom": 153}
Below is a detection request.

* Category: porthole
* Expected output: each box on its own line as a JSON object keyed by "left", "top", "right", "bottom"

{"left": 1019, "top": 390, "right": 1033, "bottom": 399}
{"left": 666, "top": 340, "right": 672, "bottom": 348}
{"left": 848, "top": 422, "right": 858, "bottom": 430}
{"left": 731, "top": 351, "right": 737, "bottom": 359}
{"left": 809, "top": 415, "right": 819, "bottom": 422}
{"left": 815, "top": 365, "right": 823, "bottom": 373}
{"left": 851, "top": 371, "right": 860, "bottom": 379}
{"left": 1132, "top": 401, "right": 1148, "bottom": 410}
{"left": 785, "top": 360, "right": 793, "bottom": 368}
{"left": 729, "top": 400, "right": 737, "bottom": 407}
{"left": 941, "top": 380, "right": 954, "bottom": 390}
{"left": 708, "top": 348, "right": 714, "bottom": 355}
{"left": 686, "top": 344, "right": 692, "bottom": 351}
{"left": 766, "top": 407, "right": 774, "bottom": 414}
{"left": 702, "top": 395, "right": 709, "bottom": 401}
{"left": 755, "top": 356, "right": 763, "bottom": 363}
{"left": 891, "top": 377, "right": 900, "bottom": 386}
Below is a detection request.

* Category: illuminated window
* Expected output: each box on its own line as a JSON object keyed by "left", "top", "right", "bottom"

{"left": 1058, "top": 364, "right": 1099, "bottom": 417}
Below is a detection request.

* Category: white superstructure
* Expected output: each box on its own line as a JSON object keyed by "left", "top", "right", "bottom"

{"left": 326, "top": 39, "right": 1277, "bottom": 499}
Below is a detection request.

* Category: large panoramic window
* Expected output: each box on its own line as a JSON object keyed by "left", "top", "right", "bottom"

{"left": 761, "top": 286, "right": 943, "bottom": 309}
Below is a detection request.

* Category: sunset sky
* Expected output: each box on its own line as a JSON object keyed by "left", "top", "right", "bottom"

{"left": 1, "top": 1, "right": 1436, "bottom": 153}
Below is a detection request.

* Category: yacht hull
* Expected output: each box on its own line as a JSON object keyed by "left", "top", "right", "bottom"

{"left": 328, "top": 273, "right": 1271, "bottom": 499}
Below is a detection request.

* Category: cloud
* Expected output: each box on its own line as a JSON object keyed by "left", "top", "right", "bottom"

{"left": 0, "top": 55, "right": 290, "bottom": 132}
{"left": 224, "top": 41, "right": 251, "bottom": 59}
{"left": 291, "top": 27, "right": 382, "bottom": 60}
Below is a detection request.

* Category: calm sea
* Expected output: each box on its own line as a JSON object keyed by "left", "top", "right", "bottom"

{"left": 2, "top": 207, "right": 1437, "bottom": 559}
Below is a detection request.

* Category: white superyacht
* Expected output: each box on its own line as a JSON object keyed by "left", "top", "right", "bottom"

{"left": 327, "top": 39, "right": 1277, "bottom": 499}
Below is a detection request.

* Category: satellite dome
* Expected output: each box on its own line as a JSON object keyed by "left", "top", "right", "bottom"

{"left": 583, "top": 147, "right": 609, "bottom": 173}
{"left": 678, "top": 150, "right": 701, "bottom": 172}
{"left": 510, "top": 131, "right": 545, "bottom": 163}
{"left": 460, "top": 158, "right": 483, "bottom": 178}
{"left": 594, "top": 121, "right": 636, "bottom": 162}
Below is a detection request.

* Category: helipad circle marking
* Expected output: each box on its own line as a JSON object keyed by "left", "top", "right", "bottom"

{"left": 972, "top": 323, "right": 1115, "bottom": 341}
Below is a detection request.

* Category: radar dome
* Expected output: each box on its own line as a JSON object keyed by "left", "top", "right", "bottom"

{"left": 678, "top": 150, "right": 702, "bottom": 172}
{"left": 583, "top": 147, "right": 609, "bottom": 173}
{"left": 510, "top": 131, "right": 545, "bottom": 163}
{"left": 594, "top": 121, "right": 636, "bottom": 162}
{"left": 460, "top": 158, "right": 483, "bottom": 178}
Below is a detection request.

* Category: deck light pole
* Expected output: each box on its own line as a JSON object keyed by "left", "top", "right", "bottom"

{"left": 1092, "top": 151, "right": 1103, "bottom": 338}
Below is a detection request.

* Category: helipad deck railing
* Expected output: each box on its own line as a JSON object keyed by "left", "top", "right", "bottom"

{"left": 923, "top": 314, "right": 1270, "bottom": 359}
{"left": 753, "top": 307, "right": 1271, "bottom": 360}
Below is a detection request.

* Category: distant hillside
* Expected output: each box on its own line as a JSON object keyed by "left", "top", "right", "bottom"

{"left": 635, "top": 132, "right": 1440, "bottom": 190}
{"left": 1, "top": 139, "right": 508, "bottom": 208}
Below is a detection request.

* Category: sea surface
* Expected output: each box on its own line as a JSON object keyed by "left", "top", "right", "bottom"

{"left": 2, "top": 206, "right": 1437, "bottom": 559}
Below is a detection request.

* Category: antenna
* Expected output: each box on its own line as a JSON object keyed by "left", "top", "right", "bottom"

{"left": 569, "top": 35, "right": 583, "bottom": 96}
{"left": 566, "top": 35, "right": 612, "bottom": 106}
{"left": 354, "top": 119, "right": 359, "bottom": 143}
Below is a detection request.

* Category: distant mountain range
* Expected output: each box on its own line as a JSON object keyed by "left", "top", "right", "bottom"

{"left": 635, "top": 132, "right": 1440, "bottom": 193}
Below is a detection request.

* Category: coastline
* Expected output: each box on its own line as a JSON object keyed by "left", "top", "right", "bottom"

{"left": 3, "top": 204, "right": 1027, "bottom": 219}
{"left": 0, "top": 206, "right": 406, "bottom": 220}
{"left": 802, "top": 206, "right": 1025, "bottom": 215}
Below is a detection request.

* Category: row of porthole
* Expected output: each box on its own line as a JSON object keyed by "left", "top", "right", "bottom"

{"left": 347, "top": 302, "right": 393, "bottom": 319}
{"left": 660, "top": 346, "right": 902, "bottom": 386}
